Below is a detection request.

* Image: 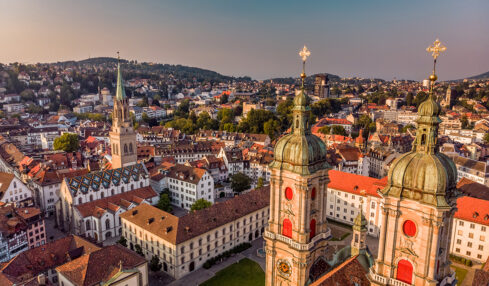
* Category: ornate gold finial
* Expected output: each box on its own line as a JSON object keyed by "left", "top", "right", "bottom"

{"left": 426, "top": 39, "right": 446, "bottom": 93}
{"left": 299, "top": 45, "right": 310, "bottom": 87}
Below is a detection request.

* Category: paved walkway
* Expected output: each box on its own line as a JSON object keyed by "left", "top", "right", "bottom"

{"left": 451, "top": 261, "right": 480, "bottom": 286}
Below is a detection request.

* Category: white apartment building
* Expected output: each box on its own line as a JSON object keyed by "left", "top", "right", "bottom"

{"left": 451, "top": 155, "right": 489, "bottom": 186}
{"left": 397, "top": 111, "right": 418, "bottom": 126}
{"left": 120, "top": 187, "right": 270, "bottom": 279}
{"left": 166, "top": 164, "right": 214, "bottom": 210}
{"left": 450, "top": 196, "right": 489, "bottom": 263}
{"left": 0, "top": 172, "right": 32, "bottom": 205}
{"left": 326, "top": 170, "right": 386, "bottom": 237}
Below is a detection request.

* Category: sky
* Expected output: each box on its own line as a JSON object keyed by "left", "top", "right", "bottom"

{"left": 0, "top": 0, "right": 488, "bottom": 81}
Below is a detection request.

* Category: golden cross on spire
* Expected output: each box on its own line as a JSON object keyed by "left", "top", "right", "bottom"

{"left": 426, "top": 38, "right": 446, "bottom": 60}
{"left": 299, "top": 45, "right": 311, "bottom": 62}
{"left": 299, "top": 45, "right": 310, "bottom": 87}
{"left": 426, "top": 39, "right": 446, "bottom": 91}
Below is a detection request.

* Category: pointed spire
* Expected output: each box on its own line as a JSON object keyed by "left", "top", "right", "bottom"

{"left": 116, "top": 52, "right": 126, "bottom": 101}
{"left": 412, "top": 39, "right": 446, "bottom": 154}
{"left": 292, "top": 46, "right": 312, "bottom": 136}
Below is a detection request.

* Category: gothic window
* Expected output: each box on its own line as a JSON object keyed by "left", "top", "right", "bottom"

{"left": 78, "top": 197, "right": 82, "bottom": 204}
{"left": 310, "top": 219, "right": 316, "bottom": 239}
{"left": 124, "top": 144, "right": 128, "bottom": 154}
{"left": 129, "top": 143, "right": 133, "bottom": 154}
{"left": 86, "top": 220, "right": 91, "bottom": 230}
{"left": 421, "top": 134, "right": 426, "bottom": 145}
{"left": 89, "top": 194, "right": 93, "bottom": 201}
{"left": 121, "top": 186, "right": 125, "bottom": 192}
{"left": 282, "top": 219, "right": 292, "bottom": 238}
{"left": 396, "top": 259, "right": 413, "bottom": 284}
{"left": 105, "top": 218, "right": 111, "bottom": 230}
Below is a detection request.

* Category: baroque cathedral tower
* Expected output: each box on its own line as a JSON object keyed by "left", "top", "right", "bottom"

{"left": 369, "top": 39, "right": 459, "bottom": 286}
{"left": 264, "top": 46, "right": 332, "bottom": 286}
{"left": 109, "top": 55, "right": 137, "bottom": 169}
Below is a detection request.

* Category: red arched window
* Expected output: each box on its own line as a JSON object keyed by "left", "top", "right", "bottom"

{"left": 310, "top": 219, "right": 316, "bottom": 239}
{"left": 311, "top": 187, "right": 316, "bottom": 200}
{"left": 282, "top": 219, "right": 292, "bottom": 238}
{"left": 397, "top": 259, "right": 413, "bottom": 284}
{"left": 403, "top": 220, "right": 416, "bottom": 237}
{"left": 285, "top": 187, "right": 293, "bottom": 200}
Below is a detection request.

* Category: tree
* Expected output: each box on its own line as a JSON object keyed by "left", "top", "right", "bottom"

{"left": 405, "top": 93, "right": 414, "bottom": 106}
{"left": 257, "top": 177, "right": 264, "bottom": 188}
{"left": 263, "top": 119, "right": 281, "bottom": 139}
{"left": 220, "top": 93, "right": 228, "bottom": 104}
{"left": 231, "top": 172, "right": 251, "bottom": 193}
{"left": 190, "top": 199, "right": 212, "bottom": 211}
{"left": 149, "top": 255, "right": 162, "bottom": 272}
{"left": 53, "top": 133, "right": 79, "bottom": 152}
{"left": 117, "top": 236, "right": 127, "bottom": 247}
{"left": 134, "top": 244, "right": 144, "bottom": 256}
{"left": 156, "top": 193, "right": 172, "bottom": 212}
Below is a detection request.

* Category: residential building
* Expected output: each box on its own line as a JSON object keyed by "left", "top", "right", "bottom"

{"left": 450, "top": 155, "right": 489, "bottom": 186}
{"left": 166, "top": 164, "right": 214, "bottom": 210}
{"left": 326, "top": 170, "right": 386, "bottom": 237}
{"left": 0, "top": 172, "right": 32, "bottom": 205}
{"left": 120, "top": 187, "right": 269, "bottom": 279}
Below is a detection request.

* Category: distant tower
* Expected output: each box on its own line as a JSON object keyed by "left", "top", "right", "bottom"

{"left": 369, "top": 39, "right": 458, "bottom": 286}
{"left": 109, "top": 54, "right": 137, "bottom": 169}
{"left": 265, "top": 46, "right": 331, "bottom": 286}
{"left": 314, "top": 74, "right": 330, "bottom": 98}
{"left": 441, "top": 86, "right": 455, "bottom": 109}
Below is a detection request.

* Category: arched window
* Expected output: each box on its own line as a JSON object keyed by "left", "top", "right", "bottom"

{"left": 124, "top": 144, "right": 128, "bottom": 154}
{"left": 310, "top": 219, "right": 316, "bottom": 239}
{"left": 105, "top": 218, "right": 111, "bottom": 230}
{"left": 311, "top": 187, "right": 316, "bottom": 200}
{"left": 131, "top": 184, "right": 134, "bottom": 190}
{"left": 140, "top": 182, "right": 143, "bottom": 188}
{"left": 421, "top": 134, "right": 426, "bottom": 145}
{"left": 89, "top": 194, "right": 93, "bottom": 201}
{"left": 397, "top": 259, "right": 413, "bottom": 284}
{"left": 13, "top": 182, "right": 16, "bottom": 188}
{"left": 86, "top": 220, "right": 91, "bottom": 230}
{"left": 121, "top": 186, "right": 125, "bottom": 192}
{"left": 129, "top": 143, "right": 133, "bottom": 154}
{"left": 295, "top": 119, "right": 299, "bottom": 129}
{"left": 100, "top": 192, "right": 104, "bottom": 199}
{"left": 111, "top": 189, "right": 115, "bottom": 196}
{"left": 282, "top": 219, "right": 292, "bottom": 238}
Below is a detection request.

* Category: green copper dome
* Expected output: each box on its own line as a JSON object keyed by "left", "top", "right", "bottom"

{"left": 270, "top": 90, "right": 329, "bottom": 175}
{"left": 382, "top": 91, "right": 458, "bottom": 207}
{"left": 418, "top": 95, "right": 440, "bottom": 117}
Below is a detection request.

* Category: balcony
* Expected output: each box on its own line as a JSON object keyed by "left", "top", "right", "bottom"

{"left": 369, "top": 269, "right": 412, "bottom": 286}
{"left": 263, "top": 228, "right": 331, "bottom": 251}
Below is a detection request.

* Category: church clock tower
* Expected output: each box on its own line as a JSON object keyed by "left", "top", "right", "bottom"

{"left": 369, "top": 39, "right": 458, "bottom": 286}
{"left": 109, "top": 54, "right": 137, "bottom": 169}
{"left": 264, "top": 46, "right": 331, "bottom": 286}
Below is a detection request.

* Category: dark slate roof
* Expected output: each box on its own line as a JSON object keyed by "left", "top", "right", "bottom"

{"left": 66, "top": 163, "right": 147, "bottom": 195}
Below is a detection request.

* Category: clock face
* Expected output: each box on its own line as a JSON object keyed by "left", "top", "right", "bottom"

{"left": 277, "top": 259, "right": 292, "bottom": 277}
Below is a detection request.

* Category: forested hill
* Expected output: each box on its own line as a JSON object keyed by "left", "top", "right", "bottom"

{"left": 51, "top": 57, "right": 252, "bottom": 82}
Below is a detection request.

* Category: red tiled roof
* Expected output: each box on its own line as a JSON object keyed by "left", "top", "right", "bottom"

{"left": 327, "top": 170, "right": 386, "bottom": 198}
{"left": 75, "top": 186, "right": 157, "bottom": 218}
{"left": 454, "top": 196, "right": 489, "bottom": 226}
{"left": 56, "top": 244, "right": 145, "bottom": 286}
{"left": 311, "top": 256, "right": 369, "bottom": 286}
